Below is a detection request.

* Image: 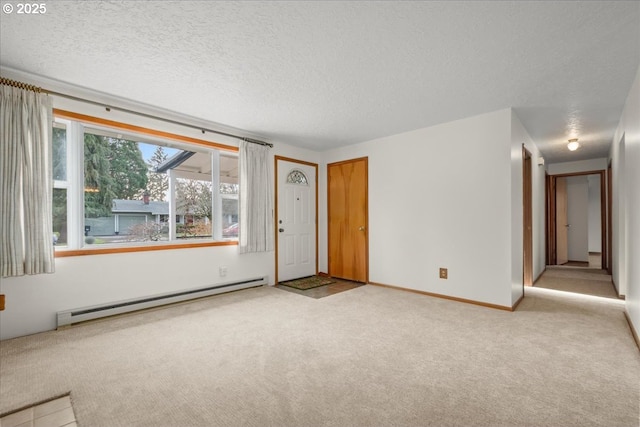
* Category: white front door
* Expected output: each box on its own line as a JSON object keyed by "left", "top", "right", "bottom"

{"left": 277, "top": 159, "right": 316, "bottom": 282}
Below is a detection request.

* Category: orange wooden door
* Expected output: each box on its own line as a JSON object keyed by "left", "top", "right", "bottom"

{"left": 556, "top": 177, "right": 569, "bottom": 265}
{"left": 328, "top": 157, "right": 368, "bottom": 282}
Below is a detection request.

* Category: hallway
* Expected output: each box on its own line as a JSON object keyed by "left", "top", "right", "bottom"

{"left": 534, "top": 261, "right": 619, "bottom": 300}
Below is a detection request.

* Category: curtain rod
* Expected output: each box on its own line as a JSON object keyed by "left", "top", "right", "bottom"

{"left": 0, "top": 76, "right": 274, "bottom": 148}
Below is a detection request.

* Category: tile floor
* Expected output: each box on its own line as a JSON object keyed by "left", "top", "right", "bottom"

{"left": 277, "top": 277, "right": 365, "bottom": 298}
{"left": 0, "top": 395, "right": 77, "bottom": 427}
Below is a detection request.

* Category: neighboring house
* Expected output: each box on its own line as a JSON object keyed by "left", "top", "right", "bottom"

{"left": 85, "top": 196, "right": 236, "bottom": 237}
{"left": 83, "top": 196, "right": 172, "bottom": 237}
{"left": 111, "top": 197, "right": 171, "bottom": 235}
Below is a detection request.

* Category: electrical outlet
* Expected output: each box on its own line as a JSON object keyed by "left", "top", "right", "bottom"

{"left": 219, "top": 266, "right": 227, "bottom": 277}
{"left": 439, "top": 268, "right": 448, "bottom": 279}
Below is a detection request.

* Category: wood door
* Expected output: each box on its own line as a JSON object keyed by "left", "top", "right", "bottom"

{"left": 276, "top": 158, "right": 317, "bottom": 282}
{"left": 556, "top": 177, "right": 569, "bottom": 265}
{"left": 523, "top": 147, "right": 533, "bottom": 286}
{"left": 328, "top": 157, "right": 368, "bottom": 282}
{"left": 546, "top": 173, "right": 554, "bottom": 265}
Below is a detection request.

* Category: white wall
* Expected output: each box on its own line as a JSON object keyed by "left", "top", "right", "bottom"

{"left": 610, "top": 65, "right": 640, "bottom": 330}
{"left": 547, "top": 158, "right": 608, "bottom": 175}
{"left": 0, "top": 247, "right": 273, "bottom": 339}
{"left": 587, "top": 175, "right": 602, "bottom": 253}
{"left": 566, "top": 176, "right": 589, "bottom": 262}
{"left": 511, "top": 111, "right": 546, "bottom": 293}
{"left": 0, "top": 68, "right": 548, "bottom": 335}
{"left": 614, "top": 136, "right": 627, "bottom": 296}
{"left": 612, "top": 127, "right": 628, "bottom": 298}
{"left": 318, "top": 108, "right": 541, "bottom": 309}
{"left": 0, "top": 68, "right": 321, "bottom": 340}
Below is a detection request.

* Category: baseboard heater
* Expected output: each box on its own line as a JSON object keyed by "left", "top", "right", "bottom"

{"left": 57, "top": 276, "right": 268, "bottom": 328}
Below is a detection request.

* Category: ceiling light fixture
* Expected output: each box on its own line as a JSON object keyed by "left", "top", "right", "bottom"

{"left": 567, "top": 138, "right": 580, "bottom": 151}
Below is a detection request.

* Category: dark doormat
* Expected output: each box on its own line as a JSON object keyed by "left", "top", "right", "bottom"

{"left": 279, "top": 276, "right": 335, "bottom": 290}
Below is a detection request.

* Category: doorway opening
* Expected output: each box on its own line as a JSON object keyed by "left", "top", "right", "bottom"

{"left": 546, "top": 170, "right": 606, "bottom": 270}
{"left": 540, "top": 169, "right": 618, "bottom": 300}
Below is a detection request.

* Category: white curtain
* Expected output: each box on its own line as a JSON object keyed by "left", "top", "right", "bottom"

{"left": 1, "top": 85, "right": 54, "bottom": 277}
{"left": 238, "top": 140, "right": 273, "bottom": 253}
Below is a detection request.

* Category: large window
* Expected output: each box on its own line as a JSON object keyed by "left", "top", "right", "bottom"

{"left": 52, "top": 114, "right": 239, "bottom": 253}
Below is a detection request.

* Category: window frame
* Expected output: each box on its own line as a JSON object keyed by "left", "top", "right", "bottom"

{"left": 53, "top": 109, "right": 239, "bottom": 257}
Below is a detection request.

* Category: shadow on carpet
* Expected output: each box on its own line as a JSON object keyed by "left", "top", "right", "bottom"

{"left": 279, "top": 276, "right": 335, "bottom": 290}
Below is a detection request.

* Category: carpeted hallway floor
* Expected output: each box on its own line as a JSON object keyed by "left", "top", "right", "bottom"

{"left": 534, "top": 264, "right": 619, "bottom": 300}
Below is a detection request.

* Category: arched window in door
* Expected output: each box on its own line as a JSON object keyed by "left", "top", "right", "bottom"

{"left": 287, "top": 169, "right": 308, "bottom": 185}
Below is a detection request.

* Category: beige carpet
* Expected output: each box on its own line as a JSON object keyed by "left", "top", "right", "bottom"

{"left": 1, "top": 285, "right": 638, "bottom": 427}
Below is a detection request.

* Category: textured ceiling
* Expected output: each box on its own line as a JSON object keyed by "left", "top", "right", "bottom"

{"left": 1, "top": 1, "right": 639, "bottom": 163}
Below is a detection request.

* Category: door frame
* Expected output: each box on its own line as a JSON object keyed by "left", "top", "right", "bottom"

{"left": 523, "top": 146, "right": 533, "bottom": 286}
{"left": 607, "top": 161, "right": 613, "bottom": 275}
{"left": 555, "top": 176, "right": 569, "bottom": 265}
{"left": 274, "top": 156, "right": 319, "bottom": 284}
{"left": 327, "top": 156, "right": 369, "bottom": 283}
{"left": 545, "top": 169, "right": 607, "bottom": 268}
{"left": 545, "top": 172, "right": 553, "bottom": 265}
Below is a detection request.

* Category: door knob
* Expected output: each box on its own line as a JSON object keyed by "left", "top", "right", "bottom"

{"left": 358, "top": 226, "right": 365, "bottom": 231}
{"left": 279, "top": 228, "right": 284, "bottom": 233}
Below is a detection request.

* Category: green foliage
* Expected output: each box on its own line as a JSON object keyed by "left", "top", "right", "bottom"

{"left": 83, "top": 133, "right": 148, "bottom": 218}
{"left": 108, "top": 138, "right": 148, "bottom": 199}
{"left": 52, "top": 188, "right": 67, "bottom": 244}
{"left": 84, "top": 134, "right": 114, "bottom": 218}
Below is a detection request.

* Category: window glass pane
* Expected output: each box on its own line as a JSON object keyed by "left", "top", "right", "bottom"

{"left": 176, "top": 177, "right": 212, "bottom": 240}
{"left": 53, "top": 122, "right": 67, "bottom": 181}
{"left": 52, "top": 188, "right": 67, "bottom": 246}
{"left": 121, "top": 215, "right": 169, "bottom": 242}
{"left": 76, "top": 126, "right": 234, "bottom": 247}
{"left": 139, "top": 143, "right": 172, "bottom": 202}
{"left": 287, "top": 169, "right": 308, "bottom": 185}
{"left": 84, "top": 131, "right": 150, "bottom": 245}
{"left": 220, "top": 154, "right": 239, "bottom": 239}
